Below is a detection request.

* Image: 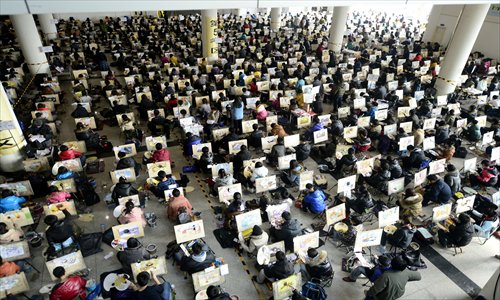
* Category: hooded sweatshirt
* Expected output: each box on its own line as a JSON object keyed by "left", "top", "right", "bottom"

{"left": 444, "top": 169, "right": 461, "bottom": 194}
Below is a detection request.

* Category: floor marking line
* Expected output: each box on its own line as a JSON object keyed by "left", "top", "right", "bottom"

{"left": 419, "top": 244, "right": 481, "bottom": 297}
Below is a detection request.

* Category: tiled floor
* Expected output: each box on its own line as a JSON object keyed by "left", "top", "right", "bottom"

{"left": 18, "top": 74, "right": 500, "bottom": 300}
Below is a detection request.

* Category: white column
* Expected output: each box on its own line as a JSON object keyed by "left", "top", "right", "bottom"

{"left": 422, "top": 5, "right": 444, "bottom": 43}
{"left": 435, "top": 4, "right": 490, "bottom": 96}
{"left": 10, "top": 14, "right": 50, "bottom": 74}
{"left": 0, "top": 84, "right": 26, "bottom": 172}
{"left": 201, "top": 9, "right": 218, "bottom": 62}
{"left": 271, "top": 8, "right": 281, "bottom": 32}
{"left": 328, "top": 6, "right": 349, "bottom": 52}
{"left": 38, "top": 13, "right": 58, "bottom": 40}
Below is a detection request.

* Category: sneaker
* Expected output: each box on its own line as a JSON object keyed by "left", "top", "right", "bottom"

{"left": 342, "top": 277, "right": 356, "bottom": 282}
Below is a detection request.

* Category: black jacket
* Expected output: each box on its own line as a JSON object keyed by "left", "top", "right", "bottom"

{"left": 295, "top": 144, "right": 312, "bottom": 161}
{"left": 233, "top": 150, "right": 252, "bottom": 172}
{"left": 449, "top": 222, "right": 474, "bottom": 246}
{"left": 208, "top": 293, "right": 232, "bottom": 300}
{"left": 117, "top": 157, "right": 137, "bottom": 170}
{"left": 71, "top": 106, "right": 90, "bottom": 118}
{"left": 388, "top": 227, "right": 416, "bottom": 249}
{"left": 46, "top": 210, "right": 75, "bottom": 244}
{"left": 264, "top": 259, "right": 294, "bottom": 279}
{"left": 117, "top": 245, "right": 150, "bottom": 274}
{"left": 112, "top": 182, "right": 139, "bottom": 202}
{"left": 350, "top": 191, "right": 374, "bottom": 214}
{"left": 180, "top": 252, "right": 216, "bottom": 274}
{"left": 271, "top": 219, "right": 302, "bottom": 251}
{"left": 388, "top": 161, "right": 403, "bottom": 179}
{"left": 408, "top": 149, "right": 426, "bottom": 168}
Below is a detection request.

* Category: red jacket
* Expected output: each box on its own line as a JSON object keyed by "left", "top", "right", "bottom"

{"left": 50, "top": 276, "right": 87, "bottom": 300}
{"left": 477, "top": 167, "right": 496, "bottom": 183}
{"left": 152, "top": 148, "right": 170, "bottom": 162}
{"left": 59, "top": 149, "right": 81, "bottom": 161}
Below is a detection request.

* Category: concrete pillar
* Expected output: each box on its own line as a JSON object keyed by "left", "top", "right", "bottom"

{"left": 38, "top": 13, "right": 58, "bottom": 40}
{"left": 328, "top": 6, "right": 349, "bottom": 52}
{"left": 10, "top": 14, "right": 50, "bottom": 74}
{"left": 271, "top": 8, "right": 281, "bottom": 32}
{"left": 435, "top": 4, "right": 490, "bottom": 96}
{"left": 201, "top": 9, "right": 218, "bottom": 62}
{"left": 0, "top": 84, "right": 26, "bottom": 172}
{"left": 422, "top": 5, "right": 444, "bottom": 43}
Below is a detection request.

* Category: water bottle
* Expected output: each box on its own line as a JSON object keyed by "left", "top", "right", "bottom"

{"left": 171, "top": 284, "right": 176, "bottom": 300}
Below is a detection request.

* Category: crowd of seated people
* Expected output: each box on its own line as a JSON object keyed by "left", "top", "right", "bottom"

{"left": 0, "top": 6, "right": 499, "bottom": 300}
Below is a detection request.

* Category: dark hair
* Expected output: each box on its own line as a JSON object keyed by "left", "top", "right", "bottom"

{"left": 59, "top": 145, "right": 69, "bottom": 152}
{"left": 136, "top": 271, "right": 150, "bottom": 287}
{"left": 307, "top": 248, "right": 318, "bottom": 258}
{"left": 158, "top": 170, "right": 167, "bottom": 179}
{"left": 1, "top": 190, "right": 13, "bottom": 198}
{"left": 155, "top": 143, "right": 163, "bottom": 150}
{"left": 118, "top": 151, "right": 127, "bottom": 158}
{"left": 172, "top": 189, "right": 181, "bottom": 197}
{"left": 458, "top": 214, "right": 470, "bottom": 224}
{"left": 391, "top": 256, "right": 407, "bottom": 271}
{"left": 305, "top": 183, "right": 314, "bottom": 190}
{"left": 0, "top": 222, "right": 7, "bottom": 234}
{"left": 275, "top": 251, "right": 286, "bottom": 261}
{"left": 255, "top": 162, "right": 263, "bottom": 168}
{"left": 48, "top": 185, "right": 60, "bottom": 193}
{"left": 53, "top": 266, "right": 66, "bottom": 278}
{"left": 127, "top": 237, "right": 139, "bottom": 248}
{"left": 57, "top": 166, "right": 68, "bottom": 174}
{"left": 44, "top": 215, "right": 58, "bottom": 226}
{"left": 124, "top": 200, "right": 135, "bottom": 214}
{"left": 427, "top": 174, "right": 438, "bottom": 181}
{"left": 206, "top": 285, "right": 221, "bottom": 297}
{"left": 192, "top": 243, "right": 203, "bottom": 255}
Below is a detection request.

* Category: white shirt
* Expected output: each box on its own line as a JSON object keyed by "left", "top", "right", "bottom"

{"left": 488, "top": 98, "right": 500, "bottom": 109}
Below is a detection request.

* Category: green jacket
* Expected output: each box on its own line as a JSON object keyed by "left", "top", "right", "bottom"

{"left": 367, "top": 269, "right": 421, "bottom": 300}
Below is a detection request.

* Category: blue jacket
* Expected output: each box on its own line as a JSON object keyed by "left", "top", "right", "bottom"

{"left": 425, "top": 179, "right": 452, "bottom": 204}
{"left": 306, "top": 123, "right": 324, "bottom": 137}
{"left": 156, "top": 179, "right": 175, "bottom": 195}
{"left": 304, "top": 190, "right": 326, "bottom": 214}
{"left": 185, "top": 136, "right": 202, "bottom": 156}
{"left": 232, "top": 104, "right": 244, "bottom": 120}
{"left": 0, "top": 195, "right": 26, "bottom": 213}
{"left": 56, "top": 171, "right": 77, "bottom": 180}
{"left": 366, "top": 107, "right": 378, "bottom": 120}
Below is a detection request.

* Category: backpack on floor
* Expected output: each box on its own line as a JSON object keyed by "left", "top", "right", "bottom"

{"left": 454, "top": 146, "right": 467, "bottom": 158}
{"left": 302, "top": 279, "right": 327, "bottom": 300}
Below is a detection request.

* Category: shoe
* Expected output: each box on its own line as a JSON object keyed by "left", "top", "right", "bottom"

{"left": 252, "top": 275, "right": 259, "bottom": 283}
{"left": 342, "top": 277, "right": 356, "bottom": 282}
